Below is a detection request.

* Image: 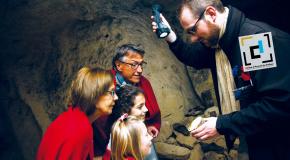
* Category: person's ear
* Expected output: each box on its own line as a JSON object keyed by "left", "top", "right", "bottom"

{"left": 115, "top": 60, "right": 123, "bottom": 71}
{"left": 204, "top": 6, "right": 217, "bottom": 23}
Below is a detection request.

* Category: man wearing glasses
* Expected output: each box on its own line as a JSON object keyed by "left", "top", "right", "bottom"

{"left": 152, "top": 0, "right": 290, "bottom": 160}
{"left": 93, "top": 44, "right": 160, "bottom": 160}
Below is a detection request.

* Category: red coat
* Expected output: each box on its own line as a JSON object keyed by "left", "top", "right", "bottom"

{"left": 93, "top": 70, "right": 161, "bottom": 156}
{"left": 37, "top": 107, "right": 94, "bottom": 160}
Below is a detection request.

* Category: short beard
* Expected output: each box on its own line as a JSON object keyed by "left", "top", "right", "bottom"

{"left": 207, "top": 23, "right": 220, "bottom": 48}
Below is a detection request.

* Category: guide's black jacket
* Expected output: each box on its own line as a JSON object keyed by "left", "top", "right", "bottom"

{"left": 169, "top": 6, "right": 290, "bottom": 160}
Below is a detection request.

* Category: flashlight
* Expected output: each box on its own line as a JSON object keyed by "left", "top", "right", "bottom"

{"left": 152, "top": 4, "right": 170, "bottom": 38}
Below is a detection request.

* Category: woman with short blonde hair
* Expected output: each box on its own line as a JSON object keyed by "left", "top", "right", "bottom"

{"left": 67, "top": 66, "right": 116, "bottom": 116}
{"left": 37, "top": 66, "right": 118, "bottom": 160}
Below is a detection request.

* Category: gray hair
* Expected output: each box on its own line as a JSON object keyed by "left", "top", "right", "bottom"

{"left": 112, "top": 44, "right": 145, "bottom": 70}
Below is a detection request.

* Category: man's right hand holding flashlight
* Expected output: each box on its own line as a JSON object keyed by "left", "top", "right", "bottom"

{"left": 151, "top": 14, "right": 177, "bottom": 43}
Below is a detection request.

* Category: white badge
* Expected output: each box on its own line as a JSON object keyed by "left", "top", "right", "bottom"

{"left": 239, "top": 32, "right": 276, "bottom": 72}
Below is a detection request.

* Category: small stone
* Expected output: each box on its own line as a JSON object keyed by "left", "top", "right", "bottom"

{"left": 155, "top": 142, "right": 191, "bottom": 160}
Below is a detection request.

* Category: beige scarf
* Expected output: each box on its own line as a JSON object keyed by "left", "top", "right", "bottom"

{"left": 215, "top": 7, "right": 240, "bottom": 114}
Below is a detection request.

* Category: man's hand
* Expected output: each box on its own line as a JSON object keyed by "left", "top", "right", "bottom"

{"left": 147, "top": 126, "right": 159, "bottom": 138}
{"left": 151, "top": 13, "right": 177, "bottom": 43}
{"left": 190, "top": 117, "right": 219, "bottom": 140}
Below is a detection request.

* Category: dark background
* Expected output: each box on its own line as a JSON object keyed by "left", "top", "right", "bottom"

{"left": 222, "top": 0, "right": 290, "bottom": 34}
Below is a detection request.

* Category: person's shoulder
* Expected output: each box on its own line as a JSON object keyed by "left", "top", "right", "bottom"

{"left": 65, "top": 108, "right": 92, "bottom": 136}
{"left": 240, "top": 19, "right": 268, "bottom": 35}
{"left": 139, "top": 75, "right": 154, "bottom": 90}
{"left": 65, "top": 122, "right": 92, "bottom": 144}
{"left": 140, "top": 75, "right": 151, "bottom": 84}
{"left": 242, "top": 18, "right": 290, "bottom": 38}
{"left": 47, "top": 114, "right": 92, "bottom": 145}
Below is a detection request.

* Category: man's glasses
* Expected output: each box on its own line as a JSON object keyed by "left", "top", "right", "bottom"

{"left": 119, "top": 60, "right": 147, "bottom": 70}
{"left": 107, "top": 90, "right": 116, "bottom": 97}
{"left": 187, "top": 9, "right": 206, "bottom": 35}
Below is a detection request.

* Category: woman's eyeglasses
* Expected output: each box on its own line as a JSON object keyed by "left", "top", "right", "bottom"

{"left": 107, "top": 90, "right": 116, "bottom": 97}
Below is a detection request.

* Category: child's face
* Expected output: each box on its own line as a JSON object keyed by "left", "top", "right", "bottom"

{"left": 140, "top": 123, "right": 153, "bottom": 156}
{"left": 130, "top": 93, "right": 148, "bottom": 120}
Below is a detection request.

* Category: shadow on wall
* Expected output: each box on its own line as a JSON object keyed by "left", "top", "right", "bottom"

{"left": 0, "top": 79, "right": 42, "bottom": 160}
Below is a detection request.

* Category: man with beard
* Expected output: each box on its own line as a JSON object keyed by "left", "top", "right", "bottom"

{"left": 151, "top": 0, "right": 290, "bottom": 159}
{"left": 93, "top": 44, "right": 160, "bottom": 160}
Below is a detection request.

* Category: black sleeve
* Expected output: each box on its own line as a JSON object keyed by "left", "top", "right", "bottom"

{"left": 216, "top": 35, "right": 290, "bottom": 136}
{"left": 168, "top": 37, "right": 215, "bottom": 69}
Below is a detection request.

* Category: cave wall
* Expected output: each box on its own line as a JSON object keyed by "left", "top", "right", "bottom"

{"left": 0, "top": 0, "right": 200, "bottom": 159}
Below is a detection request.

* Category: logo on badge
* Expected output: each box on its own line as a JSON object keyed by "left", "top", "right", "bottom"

{"left": 239, "top": 32, "right": 276, "bottom": 72}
